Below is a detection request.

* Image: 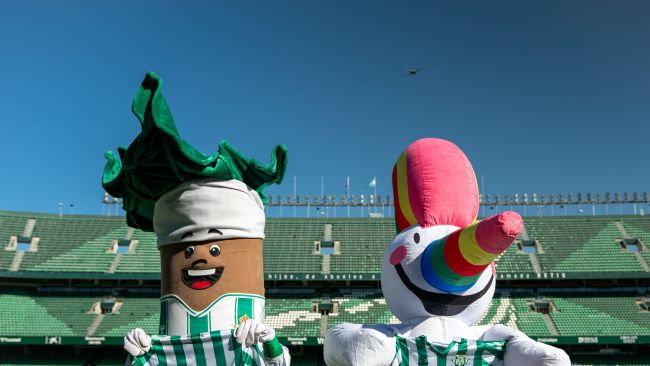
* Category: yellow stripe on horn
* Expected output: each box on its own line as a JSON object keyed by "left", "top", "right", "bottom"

{"left": 396, "top": 151, "right": 418, "bottom": 227}
{"left": 458, "top": 222, "right": 497, "bottom": 266}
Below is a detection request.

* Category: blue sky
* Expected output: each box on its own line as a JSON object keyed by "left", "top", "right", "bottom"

{"left": 0, "top": 0, "right": 648, "bottom": 217}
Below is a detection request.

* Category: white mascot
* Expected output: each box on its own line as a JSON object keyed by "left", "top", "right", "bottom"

{"left": 324, "top": 138, "right": 570, "bottom": 366}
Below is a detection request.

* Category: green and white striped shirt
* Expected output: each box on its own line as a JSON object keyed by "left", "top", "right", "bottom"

{"left": 132, "top": 330, "right": 266, "bottom": 366}
{"left": 393, "top": 336, "right": 505, "bottom": 366}
{"left": 160, "top": 293, "right": 265, "bottom": 336}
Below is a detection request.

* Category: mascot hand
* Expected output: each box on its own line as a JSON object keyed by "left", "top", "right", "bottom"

{"left": 234, "top": 319, "right": 285, "bottom": 361}
{"left": 124, "top": 328, "right": 151, "bottom": 357}
{"left": 483, "top": 325, "right": 570, "bottom": 366}
{"left": 234, "top": 319, "right": 275, "bottom": 346}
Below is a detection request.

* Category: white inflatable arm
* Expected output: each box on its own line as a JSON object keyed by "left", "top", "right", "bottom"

{"left": 324, "top": 323, "right": 395, "bottom": 366}
{"left": 474, "top": 324, "right": 570, "bottom": 366}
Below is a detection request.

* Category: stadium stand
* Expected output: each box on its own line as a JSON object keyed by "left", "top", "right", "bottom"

{"left": 3, "top": 211, "right": 650, "bottom": 278}
{"left": 524, "top": 217, "right": 644, "bottom": 273}
{"left": 2, "top": 210, "right": 650, "bottom": 364}
{"left": 2, "top": 290, "right": 649, "bottom": 346}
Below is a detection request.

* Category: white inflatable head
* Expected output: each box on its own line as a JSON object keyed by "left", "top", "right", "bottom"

{"left": 380, "top": 223, "right": 496, "bottom": 325}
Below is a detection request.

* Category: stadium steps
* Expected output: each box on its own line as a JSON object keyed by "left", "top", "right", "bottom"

{"left": 321, "top": 254, "right": 330, "bottom": 274}
{"left": 615, "top": 221, "right": 650, "bottom": 272}
{"left": 510, "top": 297, "right": 549, "bottom": 335}
{"left": 107, "top": 253, "right": 123, "bottom": 273}
{"left": 86, "top": 313, "right": 105, "bottom": 337}
{"left": 7, "top": 219, "right": 37, "bottom": 272}
{"left": 114, "top": 232, "right": 160, "bottom": 273}
{"left": 518, "top": 224, "right": 542, "bottom": 273}
{"left": 0, "top": 215, "right": 37, "bottom": 271}
{"left": 0, "top": 294, "right": 77, "bottom": 336}
{"left": 265, "top": 297, "right": 322, "bottom": 337}
{"left": 550, "top": 296, "right": 650, "bottom": 336}
{"left": 526, "top": 217, "right": 643, "bottom": 273}
{"left": 320, "top": 315, "right": 328, "bottom": 337}
{"left": 9, "top": 251, "right": 25, "bottom": 272}
{"left": 542, "top": 313, "right": 559, "bottom": 336}
{"left": 328, "top": 219, "right": 394, "bottom": 274}
{"left": 263, "top": 219, "right": 323, "bottom": 274}
{"left": 106, "top": 228, "right": 136, "bottom": 274}
{"left": 94, "top": 297, "right": 160, "bottom": 336}
{"left": 476, "top": 295, "right": 519, "bottom": 330}
{"left": 618, "top": 218, "right": 650, "bottom": 267}
{"left": 12, "top": 214, "right": 127, "bottom": 273}
{"left": 32, "top": 296, "right": 98, "bottom": 336}
{"left": 634, "top": 252, "right": 650, "bottom": 272}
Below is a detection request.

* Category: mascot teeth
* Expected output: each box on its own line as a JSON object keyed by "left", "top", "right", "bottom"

{"left": 188, "top": 268, "right": 216, "bottom": 276}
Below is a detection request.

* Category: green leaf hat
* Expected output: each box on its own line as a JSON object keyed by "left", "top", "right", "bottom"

{"left": 102, "top": 72, "right": 287, "bottom": 232}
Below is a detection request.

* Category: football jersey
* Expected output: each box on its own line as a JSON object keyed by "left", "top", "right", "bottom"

{"left": 132, "top": 330, "right": 266, "bottom": 366}
{"left": 392, "top": 336, "right": 505, "bottom": 366}
{"left": 159, "top": 293, "right": 265, "bottom": 336}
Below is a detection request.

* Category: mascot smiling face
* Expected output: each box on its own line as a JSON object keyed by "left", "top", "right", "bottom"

{"left": 381, "top": 224, "right": 496, "bottom": 325}
{"left": 153, "top": 178, "right": 267, "bottom": 313}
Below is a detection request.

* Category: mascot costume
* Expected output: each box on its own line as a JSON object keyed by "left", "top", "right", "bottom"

{"left": 103, "top": 72, "right": 291, "bottom": 365}
{"left": 324, "top": 138, "right": 569, "bottom": 365}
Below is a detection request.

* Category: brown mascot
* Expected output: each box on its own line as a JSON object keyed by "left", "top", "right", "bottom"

{"left": 103, "top": 72, "right": 290, "bottom": 365}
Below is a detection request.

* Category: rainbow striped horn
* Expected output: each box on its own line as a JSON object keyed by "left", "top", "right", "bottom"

{"left": 421, "top": 212, "right": 523, "bottom": 292}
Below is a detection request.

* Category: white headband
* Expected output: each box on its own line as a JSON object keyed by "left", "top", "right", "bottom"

{"left": 153, "top": 178, "right": 265, "bottom": 247}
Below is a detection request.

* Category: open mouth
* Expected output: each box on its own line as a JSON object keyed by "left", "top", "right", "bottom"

{"left": 181, "top": 267, "right": 224, "bottom": 290}
{"left": 394, "top": 263, "right": 493, "bottom": 316}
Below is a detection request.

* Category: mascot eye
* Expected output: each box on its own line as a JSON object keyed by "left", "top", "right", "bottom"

{"left": 414, "top": 233, "right": 420, "bottom": 244}
{"left": 210, "top": 244, "right": 221, "bottom": 257}
{"left": 184, "top": 246, "right": 195, "bottom": 258}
